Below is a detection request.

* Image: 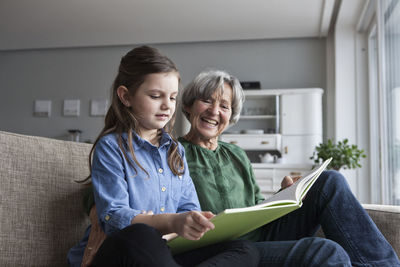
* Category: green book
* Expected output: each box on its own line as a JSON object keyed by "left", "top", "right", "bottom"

{"left": 167, "top": 158, "right": 332, "bottom": 255}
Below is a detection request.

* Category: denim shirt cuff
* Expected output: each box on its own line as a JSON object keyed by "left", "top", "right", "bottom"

{"left": 102, "top": 208, "right": 141, "bottom": 234}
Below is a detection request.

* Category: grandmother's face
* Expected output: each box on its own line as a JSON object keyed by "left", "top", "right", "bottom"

{"left": 185, "top": 83, "right": 233, "bottom": 140}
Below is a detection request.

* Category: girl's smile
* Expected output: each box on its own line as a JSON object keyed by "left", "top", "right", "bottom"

{"left": 155, "top": 113, "right": 170, "bottom": 120}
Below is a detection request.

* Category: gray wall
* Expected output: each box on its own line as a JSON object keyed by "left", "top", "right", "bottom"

{"left": 0, "top": 38, "right": 326, "bottom": 142}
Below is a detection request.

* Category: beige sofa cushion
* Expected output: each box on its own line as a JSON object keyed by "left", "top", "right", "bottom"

{"left": 0, "top": 131, "right": 91, "bottom": 266}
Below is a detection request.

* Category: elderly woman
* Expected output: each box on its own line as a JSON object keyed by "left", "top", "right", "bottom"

{"left": 178, "top": 70, "right": 399, "bottom": 266}
{"left": 80, "top": 70, "right": 399, "bottom": 267}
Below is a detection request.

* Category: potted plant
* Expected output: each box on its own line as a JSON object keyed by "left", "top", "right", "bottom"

{"left": 310, "top": 139, "right": 367, "bottom": 171}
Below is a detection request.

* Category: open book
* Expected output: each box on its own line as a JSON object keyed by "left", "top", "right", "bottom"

{"left": 167, "top": 158, "right": 332, "bottom": 254}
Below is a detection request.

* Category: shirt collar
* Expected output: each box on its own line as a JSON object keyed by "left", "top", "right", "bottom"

{"left": 122, "top": 129, "right": 173, "bottom": 151}
{"left": 178, "top": 136, "right": 220, "bottom": 153}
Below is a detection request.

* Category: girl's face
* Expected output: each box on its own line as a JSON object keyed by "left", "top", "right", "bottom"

{"left": 185, "top": 83, "right": 233, "bottom": 141}
{"left": 128, "top": 72, "right": 179, "bottom": 137}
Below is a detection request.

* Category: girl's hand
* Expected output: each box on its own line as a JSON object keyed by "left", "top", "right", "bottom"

{"left": 172, "top": 211, "right": 215, "bottom": 240}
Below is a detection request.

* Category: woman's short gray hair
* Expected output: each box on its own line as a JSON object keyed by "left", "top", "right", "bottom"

{"left": 181, "top": 70, "right": 244, "bottom": 125}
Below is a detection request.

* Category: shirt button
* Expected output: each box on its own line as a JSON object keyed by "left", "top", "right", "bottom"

{"left": 178, "top": 175, "right": 182, "bottom": 179}
{"left": 161, "top": 187, "right": 166, "bottom": 192}
{"left": 158, "top": 168, "right": 163, "bottom": 174}
{"left": 160, "top": 207, "right": 165, "bottom": 212}
{"left": 105, "top": 215, "right": 110, "bottom": 221}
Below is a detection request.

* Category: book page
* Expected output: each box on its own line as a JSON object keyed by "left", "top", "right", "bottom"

{"left": 298, "top": 158, "right": 332, "bottom": 200}
{"left": 258, "top": 158, "right": 332, "bottom": 207}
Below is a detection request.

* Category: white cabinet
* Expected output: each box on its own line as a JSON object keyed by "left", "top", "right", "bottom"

{"left": 220, "top": 88, "right": 323, "bottom": 194}
{"left": 281, "top": 92, "right": 322, "bottom": 135}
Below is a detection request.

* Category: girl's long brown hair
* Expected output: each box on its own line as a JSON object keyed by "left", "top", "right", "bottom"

{"left": 79, "top": 45, "right": 184, "bottom": 183}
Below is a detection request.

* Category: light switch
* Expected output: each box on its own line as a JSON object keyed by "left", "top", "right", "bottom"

{"left": 90, "top": 99, "right": 108, "bottom": 116}
{"left": 63, "top": 99, "right": 80, "bottom": 116}
{"left": 34, "top": 100, "right": 51, "bottom": 117}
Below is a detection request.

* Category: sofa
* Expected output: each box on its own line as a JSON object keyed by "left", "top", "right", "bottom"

{"left": 1, "top": 130, "right": 400, "bottom": 266}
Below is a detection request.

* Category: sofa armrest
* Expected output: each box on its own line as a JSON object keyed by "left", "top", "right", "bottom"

{"left": 362, "top": 204, "right": 400, "bottom": 256}
{"left": 315, "top": 204, "right": 400, "bottom": 257}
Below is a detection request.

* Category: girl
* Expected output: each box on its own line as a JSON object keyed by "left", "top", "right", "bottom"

{"left": 67, "top": 46, "right": 259, "bottom": 267}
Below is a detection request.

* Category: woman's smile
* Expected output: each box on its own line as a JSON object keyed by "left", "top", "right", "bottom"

{"left": 201, "top": 117, "right": 219, "bottom": 127}
{"left": 184, "top": 83, "right": 233, "bottom": 149}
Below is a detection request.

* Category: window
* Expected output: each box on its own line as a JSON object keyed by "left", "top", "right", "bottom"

{"left": 369, "top": 0, "right": 400, "bottom": 204}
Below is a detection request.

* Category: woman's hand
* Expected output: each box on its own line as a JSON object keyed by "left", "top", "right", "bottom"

{"left": 172, "top": 211, "right": 215, "bottom": 240}
{"left": 280, "top": 176, "right": 302, "bottom": 190}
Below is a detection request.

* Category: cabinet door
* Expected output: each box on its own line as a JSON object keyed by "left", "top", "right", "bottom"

{"left": 281, "top": 93, "right": 322, "bottom": 135}
{"left": 281, "top": 135, "right": 321, "bottom": 164}
{"left": 230, "top": 94, "right": 279, "bottom": 134}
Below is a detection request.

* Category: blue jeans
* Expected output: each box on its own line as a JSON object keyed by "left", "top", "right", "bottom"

{"left": 254, "top": 170, "right": 400, "bottom": 267}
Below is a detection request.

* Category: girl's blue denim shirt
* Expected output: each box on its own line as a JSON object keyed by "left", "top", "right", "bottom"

{"left": 67, "top": 130, "right": 200, "bottom": 266}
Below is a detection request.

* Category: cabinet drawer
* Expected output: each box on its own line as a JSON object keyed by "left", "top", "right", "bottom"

{"left": 220, "top": 134, "right": 281, "bottom": 150}
{"left": 253, "top": 168, "right": 273, "bottom": 178}
{"left": 257, "top": 178, "right": 274, "bottom": 192}
{"left": 253, "top": 169, "right": 278, "bottom": 194}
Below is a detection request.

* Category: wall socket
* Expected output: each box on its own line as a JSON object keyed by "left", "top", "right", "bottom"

{"left": 90, "top": 99, "right": 108, "bottom": 116}
{"left": 33, "top": 100, "right": 52, "bottom": 117}
{"left": 63, "top": 99, "right": 80, "bottom": 116}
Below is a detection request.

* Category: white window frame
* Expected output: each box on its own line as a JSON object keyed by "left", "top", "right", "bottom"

{"left": 367, "top": 21, "right": 382, "bottom": 203}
